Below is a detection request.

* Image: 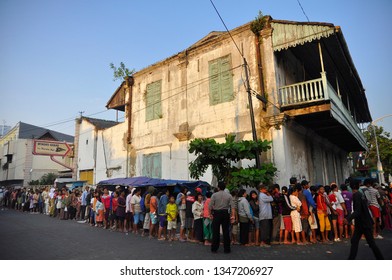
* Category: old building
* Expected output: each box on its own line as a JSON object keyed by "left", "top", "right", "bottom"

{"left": 0, "top": 122, "right": 74, "bottom": 187}
{"left": 73, "top": 117, "right": 124, "bottom": 185}
{"left": 82, "top": 16, "right": 371, "bottom": 187}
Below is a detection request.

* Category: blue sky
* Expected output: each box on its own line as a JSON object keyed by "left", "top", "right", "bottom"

{"left": 1, "top": 0, "right": 391, "bottom": 136}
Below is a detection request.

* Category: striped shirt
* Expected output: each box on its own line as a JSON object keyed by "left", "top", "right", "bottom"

{"left": 364, "top": 187, "right": 380, "bottom": 208}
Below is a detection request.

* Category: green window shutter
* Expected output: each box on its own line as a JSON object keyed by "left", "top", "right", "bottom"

{"left": 209, "top": 60, "right": 221, "bottom": 105}
{"left": 220, "top": 55, "right": 234, "bottom": 102}
{"left": 145, "top": 80, "right": 162, "bottom": 122}
{"left": 142, "top": 153, "right": 162, "bottom": 178}
{"left": 208, "top": 55, "right": 233, "bottom": 105}
{"left": 153, "top": 80, "right": 162, "bottom": 119}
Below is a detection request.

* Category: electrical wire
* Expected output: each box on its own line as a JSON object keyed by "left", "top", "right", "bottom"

{"left": 209, "top": 0, "right": 244, "bottom": 58}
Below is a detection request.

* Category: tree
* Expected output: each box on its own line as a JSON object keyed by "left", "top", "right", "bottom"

{"left": 109, "top": 62, "right": 135, "bottom": 81}
{"left": 39, "top": 173, "right": 57, "bottom": 185}
{"left": 188, "top": 134, "right": 277, "bottom": 190}
{"left": 363, "top": 125, "right": 392, "bottom": 181}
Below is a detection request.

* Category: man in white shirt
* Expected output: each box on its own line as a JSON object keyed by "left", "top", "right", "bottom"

{"left": 131, "top": 188, "right": 142, "bottom": 234}
{"left": 331, "top": 183, "right": 347, "bottom": 241}
{"left": 124, "top": 187, "right": 134, "bottom": 235}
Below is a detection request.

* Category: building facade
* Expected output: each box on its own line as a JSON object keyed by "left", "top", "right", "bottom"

{"left": 78, "top": 16, "right": 371, "bottom": 187}
{"left": 0, "top": 122, "right": 74, "bottom": 187}
{"left": 74, "top": 117, "right": 125, "bottom": 185}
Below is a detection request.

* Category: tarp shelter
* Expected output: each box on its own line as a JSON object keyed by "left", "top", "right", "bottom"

{"left": 97, "top": 176, "right": 210, "bottom": 195}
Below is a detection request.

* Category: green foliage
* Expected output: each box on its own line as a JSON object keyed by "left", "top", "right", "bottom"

{"left": 364, "top": 125, "right": 392, "bottom": 180}
{"left": 250, "top": 11, "right": 267, "bottom": 35}
{"left": 109, "top": 62, "right": 135, "bottom": 81}
{"left": 188, "top": 134, "right": 277, "bottom": 190}
{"left": 230, "top": 163, "right": 277, "bottom": 189}
{"left": 29, "top": 180, "right": 40, "bottom": 186}
{"left": 39, "top": 173, "right": 57, "bottom": 185}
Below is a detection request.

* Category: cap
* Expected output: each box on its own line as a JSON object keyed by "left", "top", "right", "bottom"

{"left": 186, "top": 191, "right": 191, "bottom": 195}
{"left": 196, "top": 187, "right": 202, "bottom": 193}
{"left": 115, "top": 185, "right": 121, "bottom": 189}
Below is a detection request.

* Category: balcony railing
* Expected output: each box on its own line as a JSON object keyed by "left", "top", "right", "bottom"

{"left": 279, "top": 78, "right": 325, "bottom": 107}
{"left": 278, "top": 73, "right": 367, "bottom": 149}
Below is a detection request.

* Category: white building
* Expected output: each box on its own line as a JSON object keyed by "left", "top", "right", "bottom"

{"left": 0, "top": 122, "right": 74, "bottom": 187}
{"left": 75, "top": 16, "right": 371, "bottom": 187}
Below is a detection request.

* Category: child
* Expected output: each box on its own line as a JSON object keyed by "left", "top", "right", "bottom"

{"left": 203, "top": 192, "right": 213, "bottom": 245}
{"left": 95, "top": 197, "right": 104, "bottom": 227}
{"left": 166, "top": 195, "right": 178, "bottom": 241}
{"left": 192, "top": 193, "right": 204, "bottom": 244}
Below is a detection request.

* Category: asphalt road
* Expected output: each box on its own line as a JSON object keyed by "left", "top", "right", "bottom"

{"left": 0, "top": 209, "right": 391, "bottom": 260}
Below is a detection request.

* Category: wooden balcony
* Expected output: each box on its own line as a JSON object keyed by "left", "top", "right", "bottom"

{"left": 278, "top": 73, "right": 367, "bottom": 151}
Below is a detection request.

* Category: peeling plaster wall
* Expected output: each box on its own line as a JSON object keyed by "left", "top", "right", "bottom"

{"left": 130, "top": 27, "right": 261, "bottom": 183}
{"left": 272, "top": 122, "right": 349, "bottom": 187}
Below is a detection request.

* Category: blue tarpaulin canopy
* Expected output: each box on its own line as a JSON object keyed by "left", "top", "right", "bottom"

{"left": 97, "top": 176, "right": 210, "bottom": 194}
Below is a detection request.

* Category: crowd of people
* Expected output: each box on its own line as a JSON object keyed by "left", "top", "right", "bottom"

{"left": 1, "top": 177, "right": 391, "bottom": 257}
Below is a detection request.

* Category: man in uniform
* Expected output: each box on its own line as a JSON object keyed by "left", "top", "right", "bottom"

{"left": 209, "top": 182, "right": 235, "bottom": 253}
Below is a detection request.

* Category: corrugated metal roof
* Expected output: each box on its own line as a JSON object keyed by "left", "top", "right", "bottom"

{"left": 82, "top": 117, "right": 119, "bottom": 130}
{"left": 18, "top": 122, "right": 74, "bottom": 142}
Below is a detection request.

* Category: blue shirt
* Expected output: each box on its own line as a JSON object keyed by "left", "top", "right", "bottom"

{"left": 81, "top": 190, "right": 88, "bottom": 206}
{"left": 258, "top": 192, "right": 273, "bottom": 220}
{"left": 158, "top": 194, "right": 169, "bottom": 215}
{"left": 303, "top": 189, "right": 316, "bottom": 209}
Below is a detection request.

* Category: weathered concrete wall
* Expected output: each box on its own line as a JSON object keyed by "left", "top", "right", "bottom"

{"left": 77, "top": 120, "right": 96, "bottom": 173}
{"left": 76, "top": 119, "right": 128, "bottom": 184}
{"left": 95, "top": 122, "right": 128, "bottom": 183}
{"left": 271, "top": 120, "right": 349, "bottom": 187}
{"left": 130, "top": 26, "right": 262, "bottom": 183}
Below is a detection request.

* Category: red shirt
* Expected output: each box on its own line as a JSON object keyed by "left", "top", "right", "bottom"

{"left": 317, "top": 193, "right": 327, "bottom": 212}
{"left": 112, "top": 197, "right": 118, "bottom": 212}
{"left": 101, "top": 194, "right": 111, "bottom": 209}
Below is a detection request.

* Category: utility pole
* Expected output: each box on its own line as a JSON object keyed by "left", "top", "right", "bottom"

{"left": 369, "top": 114, "right": 392, "bottom": 185}
{"left": 243, "top": 57, "right": 261, "bottom": 169}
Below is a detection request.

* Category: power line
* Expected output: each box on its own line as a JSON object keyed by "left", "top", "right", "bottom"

{"left": 209, "top": 0, "right": 243, "bottom": 58}
{"left": 296, "top": 0, "right": 310, "bottom": 22}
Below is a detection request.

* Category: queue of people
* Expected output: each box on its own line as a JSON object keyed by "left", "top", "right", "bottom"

{"left": 1, "top": 178, "right": 391, "bottom": 258}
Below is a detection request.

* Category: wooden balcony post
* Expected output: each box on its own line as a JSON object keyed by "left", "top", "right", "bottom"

{"left": 318, "top": 42, "right": 328, "bottom": 100}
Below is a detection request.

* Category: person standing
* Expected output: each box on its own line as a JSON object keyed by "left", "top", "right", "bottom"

{"left": 157, "top": 189, "right": 169, "bottom": 240}
{"left": 80, "top": 186, "right": 89, "bottom": 221}
{"left": 258, "top": 184, "right": 273, "bottom": 247}
{"left": 341, "top": 184, "right": 353, "bottom": 238}
{"left": 249, "top": 190, "right": 260, "bottom": 245}
{"left": 238, "top": 189, "right": 253, "bottom": 246}
{"left": 317, "top": 186, "right": 332, "bottom": 243}
{"left": 116, "top": 191, "right": 126, "bottom": 232}
{"left": 363, "top": 179, "right": 383, "bottom": 239}
{"left": 209, "top": 182, "right": 235, "bottom": 254}
{"left": 166, "top": 195, "right": 178, "bottom": 241}
{"left": 125, "top": 187, "right": 134, "bottom": 235}
{"left": 101, "top": 188, "right": 112, "bottom": 229}
{"left": 290, "top": 185, "right": 304, "bottom": 245}
{"left": 203, "top": 191, "right": 213, "bottom": 245}
{"left": 344, "top": 184, "right": 384, "bottom": 260}
{"left": 192, "top": 193, "right": 204, "bottom": 244}
{"left": 131, "top": 188, "right": 142, "bottom": 234}
{"left": 176, "top": 187, "right": 188, "bottom": 241}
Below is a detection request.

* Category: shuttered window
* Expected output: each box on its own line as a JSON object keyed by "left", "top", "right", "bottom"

{"left": 79, "top": 170, "right": 94, "bottom": 185}
{"left": 145, "top": 80, "right": 162, "bottom": 121}
{"left": 209, "top": 55, "right": 234, "bottom": 105}
{"left": 142, "top": 152, "right": 162, "bottom": 178}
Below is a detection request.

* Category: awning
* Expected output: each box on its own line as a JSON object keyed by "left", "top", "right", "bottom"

{"left": 271, "top": 20, "right": 335, "bottom": 52}
{"left": 97, "top": 176, "right": 210, "bottom": 193}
